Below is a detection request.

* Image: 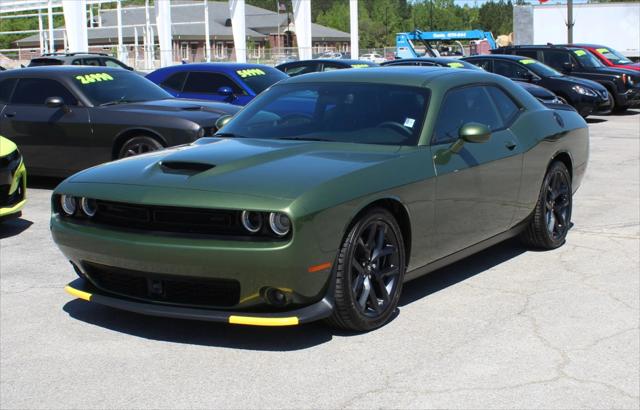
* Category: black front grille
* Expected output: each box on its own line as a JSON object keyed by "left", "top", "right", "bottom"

{"left": 93, "top": 200, "right": 245, "bottom": 236}
{"left": 83, "top": 262, "right": 241, "bottom": 307}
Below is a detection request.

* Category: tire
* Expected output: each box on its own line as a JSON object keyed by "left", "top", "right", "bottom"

{"left": 327, "top": 207, "right": 406, "bottom": 331}
{"left": 117, "top": 135, "right": 163, "bottom": 159}
{"left": 605, "top": 90, "right": 616, "bottom": 114}
{"left": 613, "top": 105, "right": 628, "bottom": 114}
{"left": 520, "top": 161, "right": 572, "bottom": 249}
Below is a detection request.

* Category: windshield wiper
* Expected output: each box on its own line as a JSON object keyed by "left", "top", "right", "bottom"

{"left": 277, "top": 136, "right": 331, "bottom": 142}
{"left": 99, "top": 98, "right": 133, "bottom": 106}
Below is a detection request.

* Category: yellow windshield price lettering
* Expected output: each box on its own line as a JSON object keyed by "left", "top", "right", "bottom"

{"left": 75, "top": 73, "right": 114, "bottom": 84}
{"left": 520, "top": 59, "right": 536, "bottom": 65}
{"left": 596, "top": 48, "right": 609, "bottom": 54}
{"left": 236, "top": 69, "right": 266, "bottom": 78}
{"left": 447, "top": 62, "right": 464, "bottom": 68}
{"left": 350, "top": 64, "right": 370, "bottom": 68}
{"left": 573, "top": 50, "right": 586, "bottom": 57}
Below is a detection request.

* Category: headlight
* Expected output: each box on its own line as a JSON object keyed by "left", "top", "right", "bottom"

{"left": 269, "top": 212, "right": 291, "bottom": 237}
{"left": 80, "top": 197, "right": 97, "bottom": 217}
{"left": 241, "top": 210, "right": 263, "bottom": 233}
{"left": 60, "top": 195, "right": 77, "bottom": 216}
{"left": 572, "top": 85, "right": 597, "bottom": 97}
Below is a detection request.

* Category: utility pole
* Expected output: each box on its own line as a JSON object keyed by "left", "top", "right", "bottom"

{"left": 567, "top": 0, "right": 574, "bottom": 44}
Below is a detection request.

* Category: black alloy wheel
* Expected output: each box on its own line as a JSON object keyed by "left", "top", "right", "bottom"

{"left": 118, "top": 136, "right": 163, "bottom": 159}
{"left": 328, "top": 208, "right": 406, "bottom": 331}
{"left": 521, "top": 161, "right": 572, "bottom": 249}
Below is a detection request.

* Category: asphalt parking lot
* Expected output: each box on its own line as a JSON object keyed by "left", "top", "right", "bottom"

{"left": 1, "top": 111, "right": 639, "bottom": 409}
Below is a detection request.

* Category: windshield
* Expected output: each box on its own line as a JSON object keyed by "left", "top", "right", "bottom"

{"left": 235, "top": 67, "right": 288, "bottom": 94}
{"left": 518, "top": 59, "right": 563, "bottom": 77}
{"left": 595, "top": 46, "right": 633, "bottom": 65}
{"left": 73, "top": 71, "right": 172, "bottom": 105}
{"left": 572, "top": 49, "right": 604, "bottom": 68}
{"left": 217, "top": 82, "right": 430, "bottom": 146}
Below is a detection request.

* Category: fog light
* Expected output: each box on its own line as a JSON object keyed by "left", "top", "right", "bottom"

{"left": 241, "top": 210, "right": 262, "bottom": 233}
{"left": 264, "top": 287, "right": 287, "bottom": 307}
{"left": 269, "top": 212, "right": 291, "bottom": 237}
{"left": 60, "top": 195, "right": 77, "bottom": 216}
{"left": 80, "top": 197, "right": 97, "bottom": 217}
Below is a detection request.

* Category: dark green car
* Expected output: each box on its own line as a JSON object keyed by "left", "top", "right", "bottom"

{"left": 53, "top": 67, "right": 589, "bottom": 331}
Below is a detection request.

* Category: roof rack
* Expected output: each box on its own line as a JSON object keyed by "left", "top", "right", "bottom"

{"left": 39, "top": 52, "right": 111, "bottom": 57}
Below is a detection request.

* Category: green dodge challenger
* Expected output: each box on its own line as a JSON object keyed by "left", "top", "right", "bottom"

{"left": 52, "top": 67, "right": 589, "bottom": 331}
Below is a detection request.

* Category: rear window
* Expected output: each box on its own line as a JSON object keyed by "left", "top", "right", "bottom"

{"left": 28, "top": 58, "right": 64, "bottom": 67}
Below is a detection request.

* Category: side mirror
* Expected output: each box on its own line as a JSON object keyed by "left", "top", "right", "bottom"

{"left": 217, "top": 86, "right": 234, "bottom": 97}
{"left": 126, "top": 65, "right": 134, "bottom": 71}
{"left": 522, "top": 71, "right": 534, "bottom": 81}
{"left": 45, "top": 96, "right": 64, "bottom": 108}
{"left": 459, "top": 122, "right": 491, "bottom": 143}
{"left": 215, "top": 114, "right": 233, "bottom": 130}
{"left": 562, "top": 62, "right": 573, "bottom": 72}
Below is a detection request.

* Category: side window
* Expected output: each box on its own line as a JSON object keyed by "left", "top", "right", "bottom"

{"left": 0, "top": 78, "right": 17, "bottom": 103}
{"left": 182, "top": 72, "right": 243, "bottom": 94}
{"left": 283, "top": 64, "right": 318, "bottom": 76}
{"left": 494, "top": 60, "right": 530, "bottom": 80}
{"left": 322, "top": 63, "right": 345, "bottom": 72}
{"left": 542, "top": 50, "right": 571, "bottom": 71}
{"left": 432, "top": 86, "right": 502, "bottom": 145}
{"left": 103, "top": 58, "right": 126, "bottom": 68}
{"left": 83, "top": 58, "right": 102, "bottom": 67}
{"left": 485, "top": 86, "right": 520, "bottom": 124}
{"left": 471, "top": 59, "right": 492, "bottom": 71}
{"left": 515, "top": 50, "right": 538, "bottom": 59}
{"left": 71, "top": 59, "right": 83, "bottom": 65}
{"left": 11, "top": 78, "right": 78, "bottom": 106}
{"left": 161, "top": 72, "right": 187, "bottom": 91}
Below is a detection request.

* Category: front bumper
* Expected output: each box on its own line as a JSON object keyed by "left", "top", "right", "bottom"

{"left": 0, "top": 160, "right": 27, "bottom": 219}
{"left": 65, "top": 278, "right": 333, "bottom": 326}
{"left": 616, "top": 87, "right": 640, "bottom": 107}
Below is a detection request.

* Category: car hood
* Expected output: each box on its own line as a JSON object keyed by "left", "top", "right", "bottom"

{"left": 515, "top": 81, "right": 555, "bottom": 99}
{"left": 101, "top": 98, "right": 241, "bottom": 117}
{"left": 553, "top": 75, "right": 607, "bottom": 92}
{"left": 66, "top": 138, "right": 403, "bottom": 201}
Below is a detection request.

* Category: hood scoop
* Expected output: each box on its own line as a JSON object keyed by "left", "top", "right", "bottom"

{"left": 159, "top": 161, "right": 215, "bottom": 175}
{"left": 179, "top": 105, "right": 204, "bottom": 111}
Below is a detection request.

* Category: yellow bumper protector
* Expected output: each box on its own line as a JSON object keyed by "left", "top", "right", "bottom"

{"left": 64, "top": 285, "right": 92, "bottom": 301}
{"left": 228, "top": 315, "right": 299, "bottom": 326}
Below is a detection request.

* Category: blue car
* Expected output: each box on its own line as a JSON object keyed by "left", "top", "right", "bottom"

{"left": 146, "top": 63, "right": 288, "bottom": 106}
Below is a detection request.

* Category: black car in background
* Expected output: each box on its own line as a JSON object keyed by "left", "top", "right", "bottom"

{"left": 494, "top": 45, "right": 640, "bottom": 112}
{"left": 383, "top": 57, "right": 564, "bottom": 106}
{"left": 464, "top": 54, "right": 611, "bottom": 117}
{"left": 0, "top": 67, "right": 240, "bottom": 177}
{"left": 275, "top": 59, "right": 377, "bottom": 76}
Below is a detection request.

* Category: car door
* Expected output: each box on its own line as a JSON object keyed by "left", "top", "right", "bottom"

{"left": 0, "top": 77, "right": 91, "bottom": 175}
{"left": 430, "top": 85, "right": 523, "bottom": 260}
{"left": 178, "top": 71, "right": 247, "bottom": 104}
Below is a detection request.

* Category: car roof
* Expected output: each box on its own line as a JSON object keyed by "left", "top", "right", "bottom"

{"left": 466, "top": 54, "right": 533, "bottom": 62}
{"left": 153, "top": 62, "right": 276, "bottom": 73}
{"left": 0, "top": 66, "right": 130, "bottom": 78}
{"left": 282, "top": 66, "right": 491, "bottom": 88}
{"left": 498, "top": 45, "right": 574, "bottom": 51}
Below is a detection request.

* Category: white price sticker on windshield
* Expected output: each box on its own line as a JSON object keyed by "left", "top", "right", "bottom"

{"left": 404, "top": 118, "right": 415, "bottom": 128}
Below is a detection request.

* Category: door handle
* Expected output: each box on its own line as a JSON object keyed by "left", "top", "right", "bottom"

{"left": 505, "top": 141, "right": 517, "bottom": 150}
{"left": 3, "top": 112, "right": 16, "bottom": 118}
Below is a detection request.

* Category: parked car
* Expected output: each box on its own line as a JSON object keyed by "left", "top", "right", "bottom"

{"left": 315, "top": 51, "right": 343, "bottom": 59}
{"left": 494, "top": 45, "right": 640, "bottom": 112}
{"left": 382, "top": 57, "right": 565, "bottom": 106}
{"left": 55, "top": 67, "right": 588, "bottom": 331}
{"left": 146, "top": 63, "right": 287, "bottom": 106}
{"left": 360, "top": 53, "right": 387, "bottom": 64}
{"left": 564, "top": 44, "right": 640, "bottom": 72}
{"left": 0, "top": 66, "right": 240, "bottom": 177}
{"left": 464, "top": 54, "right": 611, "bottom": 117}
{"left": 276, "top": 59, "right": 377, "bottom": 77}
{"left": 0, "top": 135, "right": 26, "bottom": 222}
{"left": 28, "top": 53, "right": 134, "bottom": 71}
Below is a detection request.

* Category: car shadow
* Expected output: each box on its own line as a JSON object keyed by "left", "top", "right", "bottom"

{"left": 614, "top": 109, "right": 639, "bottom": 116}
{"left": 586, "top": 118, "right": 607, "bottom": 124}
{"left": 0, "top": 216, "right": 33, "bottom": 239}
{"left": 63, "top": 238, "right": 528, "bottom": 351}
